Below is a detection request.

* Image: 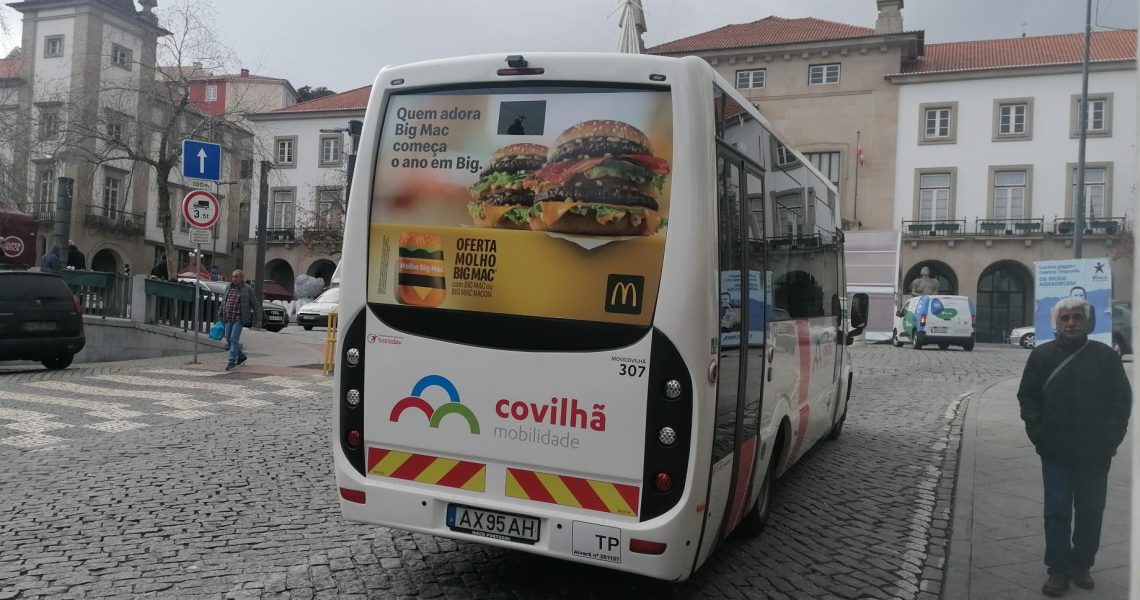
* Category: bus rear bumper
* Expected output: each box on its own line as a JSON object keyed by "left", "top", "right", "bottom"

{"left": 334, "top": 453, "right": 696, "bottom": 581}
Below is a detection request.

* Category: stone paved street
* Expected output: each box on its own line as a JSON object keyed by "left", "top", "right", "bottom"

{"left": 0, "top": 343, "right": 1032, "bottom": 599}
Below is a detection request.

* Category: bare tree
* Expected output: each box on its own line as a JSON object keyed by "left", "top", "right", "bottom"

{"left": 31, "top": 0, "right": 273, "bottom": 278}
{"left": 292, "top": 166, "right": 346, "bottom": 257}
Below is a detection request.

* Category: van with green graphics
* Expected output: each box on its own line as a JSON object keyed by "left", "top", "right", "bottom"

{"left": 892, "top": 294, "right": 976, "bottom": 351}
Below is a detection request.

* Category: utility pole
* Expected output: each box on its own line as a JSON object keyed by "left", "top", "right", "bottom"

{"left": 1074, "top": 0, "right": 1092, "bottom": 258}
{"left": 254, "top": 160, "right": 270, "bottom": 327}
{"left": 320, "top": 120, "right": 364, "bottom": 208}
{"left": 853, "top": 130, "right": 861, "bottom": 229}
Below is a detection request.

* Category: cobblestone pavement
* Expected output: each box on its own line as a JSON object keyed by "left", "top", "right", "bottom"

{"left": 0, "top": 344, "right": 1030, "bottom": 599}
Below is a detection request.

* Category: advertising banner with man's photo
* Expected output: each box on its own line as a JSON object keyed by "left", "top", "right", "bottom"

{"left": 1033, "top": 258, "right": 1112, "bottom": 345}
{"left": 367, "top": 90, "right": 673, "bottom": 326}
{"left": 719, "top": 270, "right": 772, "bottom": 348}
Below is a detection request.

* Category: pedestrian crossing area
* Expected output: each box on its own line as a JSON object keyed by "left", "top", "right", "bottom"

{"left": 0, "top": 368, "right": 331, "bottom": 450}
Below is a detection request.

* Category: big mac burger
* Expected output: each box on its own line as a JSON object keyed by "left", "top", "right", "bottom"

{"left": 467, "top": 143, "right": 547, "bottom": 229}
{"left": 529, "top": 120, "right": 670, "bottom": 236}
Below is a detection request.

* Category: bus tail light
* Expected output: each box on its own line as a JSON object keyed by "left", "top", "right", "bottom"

{"left": 339, "top": 310, "right": 367, "bottom": 475}
{"left": 629, "top": 539, "right": 667, "bottom": 555}
{"left": 641, "top": 331, "right": 691, "bottom": 521}
{"left": 339, "top": 487, "right": 366, "bottom": 504}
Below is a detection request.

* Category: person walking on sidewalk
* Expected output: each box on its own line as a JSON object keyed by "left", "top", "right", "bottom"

{"left": 1016, "top": 296, "right": 1131, "bottom": 597}
{"left": 221, "top": 269, "right": 257, "bottom": 371}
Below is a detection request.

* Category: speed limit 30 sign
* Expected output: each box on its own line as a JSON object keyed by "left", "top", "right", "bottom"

{"left": 182, "top": 190, "right": 220, "bottom": 229}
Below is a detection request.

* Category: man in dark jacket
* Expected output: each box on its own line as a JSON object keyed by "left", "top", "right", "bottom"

{"left": 221, "top": 269, "right": 258, "bottom": 371}
{"left": 1017, "top": 296, "right": 1131, "bottom": 596}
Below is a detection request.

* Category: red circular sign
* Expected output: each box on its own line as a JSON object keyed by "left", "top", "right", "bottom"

{"left": 182, "top": 190, "right": 220, "bottom": 228}
{"left": 2, "top": 235, "right": 24, "bottom": 258}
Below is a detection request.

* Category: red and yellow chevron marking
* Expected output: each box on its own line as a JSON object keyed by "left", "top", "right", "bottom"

{"left": 505, "top": 468, "right": 639, "bottom": 516}
{"left": 367, "top": 447, "right": 486, "bottom": 492}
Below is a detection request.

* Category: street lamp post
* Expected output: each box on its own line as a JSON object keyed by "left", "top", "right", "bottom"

{"left": 1073, "top": 0, "right": 1092, "bottom": 258}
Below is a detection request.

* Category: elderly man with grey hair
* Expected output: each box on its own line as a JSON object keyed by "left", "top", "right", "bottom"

{"left": 1017, "top": 296, "right": 1131, "bottom": 596}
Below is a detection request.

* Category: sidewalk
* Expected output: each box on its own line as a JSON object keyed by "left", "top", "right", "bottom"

{"left": 945, "top": 373, "right": 1132, "bottom": 599}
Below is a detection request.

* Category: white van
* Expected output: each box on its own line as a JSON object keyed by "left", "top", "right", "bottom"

{"left": 892, "top": 294, "right": 976, "bottom": 351}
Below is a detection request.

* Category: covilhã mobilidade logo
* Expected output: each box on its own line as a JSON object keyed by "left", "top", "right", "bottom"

{"left": 389, "top": 375, "right": 480, "bottom": 434}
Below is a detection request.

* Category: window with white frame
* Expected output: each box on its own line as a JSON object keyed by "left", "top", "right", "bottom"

{"left": 111, "top": 44, "right": 132, "bottom": 69}
{"left": 735, "top": 69, "right": 766, "bottom": 89}
{"left": 805, "top": 151, "right": 840, "bottom": 187}
{"left": 1072, "top": 167, "right": 1106, "bottom": 219}
{"left": 271, "top": 189, "right": 295, "bottom": 229}
{"left": 774, "top": 142, "right": 798, "bottom": 167}
{"left": 808, "top": 63, "right": 840, "bottom": 85}
{"left": 274, "top": 137, "right": 296, "bottom": 167}
{"left": 40, "top": 108, "right": 61, "bottom": 139}
{"left": 998, "top": 103, "right": 1026, "bottom": 135}
{"left": 1083, "top": 99, "right": 1106, "bottom": 131}
{"left": 103, "top": 174, "right": 123, "bottom": 214}
{"left": 992, "top": 171, "right": 1026, "bottom": 220}
{"left": 35, "top": 167, "right": 55, "bottom": 206}
{"left": 919, "top": 173, "right": 951, "bottom": 221}
{"left": 1070, "top": 94, "right": 1113, "bottom": 137}
{"left": 316, "top": 188, "right": 344, "bottom": 228}
{"left": 925, "top": 108, "right": 951, "bottom": 139}
{"left": 205, "top": 84, "right": 218, "bottom": 102}
{"left": 44, "top": 35, "right": 64, "bottom": 58}
{"left": 319, "top": 134, "right": 342, "bottom": 166}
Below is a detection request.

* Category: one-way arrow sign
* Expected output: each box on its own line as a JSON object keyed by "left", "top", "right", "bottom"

{"left": 182, "top": 139, "right": 222, "bottom": 181}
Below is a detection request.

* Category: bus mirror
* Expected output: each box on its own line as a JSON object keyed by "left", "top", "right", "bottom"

{"left": 848, "top": 293, "right": 869, "bottom": 340}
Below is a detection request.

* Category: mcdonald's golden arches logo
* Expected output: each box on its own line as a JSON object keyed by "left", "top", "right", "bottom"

{"left": 605, "top": 274, "right": 644, "bottom": 315}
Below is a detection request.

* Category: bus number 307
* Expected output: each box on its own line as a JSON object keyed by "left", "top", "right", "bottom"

{"left": 618, "top": 364, "right": 646, "bottom": 377}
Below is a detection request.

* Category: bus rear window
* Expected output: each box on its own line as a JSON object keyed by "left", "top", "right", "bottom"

{"left": 367, "top": 84, "right": 672, "bottom": 346}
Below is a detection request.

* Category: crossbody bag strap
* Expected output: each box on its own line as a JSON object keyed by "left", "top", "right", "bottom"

{"left": 1044, "top": 340, "right": 1090, "bottom": 390}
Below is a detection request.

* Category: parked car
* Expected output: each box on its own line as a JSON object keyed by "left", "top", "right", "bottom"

{"left": 297, "top": 287, "right": 340, "bottom": 330}
{"left": 182, "top": 279, "right": 289, "bottom": 333}
{"left": 0, "top": 271, "right": 86, "bottom": 369}
{"left": 1009, "top": 325, "right": 1035, "bottom": 349}
{"left": 1111, "top": 301, "right": 1131, "bottom": 357}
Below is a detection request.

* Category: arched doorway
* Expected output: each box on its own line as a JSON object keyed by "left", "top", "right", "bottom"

{"left": 903, "top": 260, "right": 957, "bottom": 295}
{"left": 90, "top": 248, "right": 121, "bottom": 273}
{"left": 265, "top": 258, "right": 295, "bottom": 292}
{"left": 307, "top": 259, "right": 337, "bottom": 288}
{"left": 976, "top": 260, "right": 1032, "bottom": 343}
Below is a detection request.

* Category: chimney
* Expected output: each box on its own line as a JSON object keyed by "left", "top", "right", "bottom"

{"left": 875, "top": 0, "right": 904, "bottom": 34}
{"left": 240, "top": 68, "right": 250, "bottom": 77}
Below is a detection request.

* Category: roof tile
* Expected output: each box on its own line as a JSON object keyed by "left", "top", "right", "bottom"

{"left": 273, "top": 85, "right": 371, "bottom": 113}
{"left": 648, "top": 16, "right": 875, "bottom": 54}
{"left": 901, "top": 30, "right": 1136, "bottom": 75}
{"left": 0, "top": 57, "right": 21, "bottom": 79}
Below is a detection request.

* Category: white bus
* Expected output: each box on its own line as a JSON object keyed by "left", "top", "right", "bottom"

{"left": 333, "top": 52, "right": 869, "bottom": 581}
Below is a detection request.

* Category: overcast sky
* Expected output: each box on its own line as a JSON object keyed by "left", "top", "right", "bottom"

{"left": 1, "top": 0, "right": 1136, "bottom": 92}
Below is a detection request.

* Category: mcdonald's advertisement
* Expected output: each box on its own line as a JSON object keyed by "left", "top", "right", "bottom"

{"left": 367, "top": 89, "right": 673, "bottom": 325}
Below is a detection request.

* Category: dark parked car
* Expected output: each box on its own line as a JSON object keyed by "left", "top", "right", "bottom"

{"left": 0, "top": 271, "right": 86, "bottom": 369}
{"left": 184, "top": 279, "right": 289, "bottom": 333}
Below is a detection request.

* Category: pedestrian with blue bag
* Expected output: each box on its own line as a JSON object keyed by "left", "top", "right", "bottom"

{"left": 221, "top": 269, "right": 257, "bottom": 371}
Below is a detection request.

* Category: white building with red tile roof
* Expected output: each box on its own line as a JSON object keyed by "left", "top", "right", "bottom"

{"left": 887, "top": 30, "right": 1136, "bottom": 339}
{"left": 243, "top": 86, "right": 371, "bottom": 289}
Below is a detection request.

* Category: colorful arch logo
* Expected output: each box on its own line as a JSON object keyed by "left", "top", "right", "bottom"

{"left": 389, "top": 375, "right": 480, "bottom": 434}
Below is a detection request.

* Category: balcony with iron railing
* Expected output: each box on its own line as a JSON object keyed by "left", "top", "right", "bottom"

{"left": 22, "top": 202, "right": 55, "bottom": 223}
{"left": 902, "top": 216, "right": 1127, "bottom": 239}
{"left": 901, "top": 219, "right": 968, "bottom": 238}
{"left": 257, "top": 227, "right": 344, "bottom": 245}
{"left": 85, "top": 205, "right": 144, "bottom": 235}
{"left": 974, "top": 217, "right": 1045, "bottom": 237}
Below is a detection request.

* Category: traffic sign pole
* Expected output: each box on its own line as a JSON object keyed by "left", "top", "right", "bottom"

{"left": 193, "top": 243, "right": 201, "bottom": 364}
